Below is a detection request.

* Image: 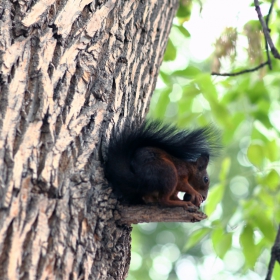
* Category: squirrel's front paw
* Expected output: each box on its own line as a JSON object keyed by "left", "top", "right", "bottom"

{"left": 183, "top": 201, "right": 199, "bottom": 212}
{"left": 183, "top": 192, "right": 203, "bottom": 207}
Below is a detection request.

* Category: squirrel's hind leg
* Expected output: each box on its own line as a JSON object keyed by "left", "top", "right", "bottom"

{"left": 156, "top": 194, "right": 197, "bottom": 210}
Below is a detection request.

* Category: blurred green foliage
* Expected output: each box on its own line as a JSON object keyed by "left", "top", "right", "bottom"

{"left": 128, "top": 0, "right": 280, "bottom": 279}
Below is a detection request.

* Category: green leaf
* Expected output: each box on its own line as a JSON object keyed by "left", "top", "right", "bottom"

{"left": 195, "top": 74, "right": 218, "bottom": 101}
{"left": 265, "top": 169, "right": 279, "bottom": 191}
{"left": 257, "top": 99, "right": 270, "bottom": 114}
{"left": 247, "top": 143, "right": 264, "bottom": 168}
{"left": 176, "top": 2, "right": 191, "bottom": 19}
{"left": 276, "top": 204, "right": 280, "bottom": 224}
{"left": 211, "top": 104, "right": 231, "bottom": 123}
{"left": 160, "top": 71, "right": 171, "bottom": 84}
{"left": 205, "top": 183, "right": 225, "bottom": 216}
{"left": 164, "top": 39, "right": 176, "bottom": 61}
{"left": 266, "top": 140, "right": 279, "bottom": 162}
{"left": 184, "top": 228, "right": 211, "bottom": 251}
{"left": 247, "top": 81, "right": 269, "bottom": 103}
{"left": 251, "top": 111, "right": 271, "bottom": 128}
{"left": 221, "top": 78, "right": 250, "bottom": 104}
{"left": 240, "top": 224, "right": 258, "bottom": 268}
{"left": 176, "top": 85, "right": 200, "bottom": 117}
{"left": 153, "top": 88, "right": 171, "bottom": 119}
{"left": 252, "top": 212, "right": 276, "bottom": 243}
{"left": 222, "top": 113, "right": 245, "bottom": 143}
{"left": 244, "top": 20, "right": 263, "bottom": 31}
{"left": 219, "top": 157, "right": 231, "bottom": 182}
{"left": 273, "top": 262, "right": 280, "bottom": 280}
{"left": 257, "top": 188, "right": 274, "bottom": 207}
{"left": 174, "top": 25, "right": 191, "bottom": 38}
{"left": 212, "top": 228, "right": 232, "bottom": 259}
{"left": 205, "top": 158, "right": 229, "bottom": 215}
{"left": 174, "top": 66, "right": 201, "bottom": 79}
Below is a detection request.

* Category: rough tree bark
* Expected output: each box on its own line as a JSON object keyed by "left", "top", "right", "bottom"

{"left": 0, "top": 0, "right": 203, "bottom": 279}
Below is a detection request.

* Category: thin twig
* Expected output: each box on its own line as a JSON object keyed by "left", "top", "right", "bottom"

{"left": 263, "top": 0, "right": 275, "bottom": 70}
{"left": 211, "top": 61, "right": 269, "bottom": 76}
{"left": 254, "top": 0, "right": 280, "bottom": 59}
{"left": 265, "top": 224, "right": 280, "bottom": 280}
{"left": 266, "top": 0, "right": 276, "bottom": 24}
{"left": 264, "top": 40, "right": 272, "bottom": 70}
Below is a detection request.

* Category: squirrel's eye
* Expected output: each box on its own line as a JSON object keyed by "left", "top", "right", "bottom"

{"left": 203, "top": 176, "right": 209, "bottom": 184}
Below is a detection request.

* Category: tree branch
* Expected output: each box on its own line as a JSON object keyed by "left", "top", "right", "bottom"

{"left": 115, "top": 204, "right": 207, "bottom": 225}
{"left": 265, "top": 224, "right": 280, "bottom": 280}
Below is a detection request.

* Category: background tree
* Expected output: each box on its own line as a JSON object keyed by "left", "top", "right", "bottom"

{"left": 0, "top": 0, "right": 181, "bottom": 279}
{"left": 129, "top": 0, "right": 280, "bottom": 279}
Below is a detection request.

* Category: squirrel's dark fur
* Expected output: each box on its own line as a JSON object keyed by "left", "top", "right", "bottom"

{"left": 105, "top": 120, "right": 220, "bottom": 208}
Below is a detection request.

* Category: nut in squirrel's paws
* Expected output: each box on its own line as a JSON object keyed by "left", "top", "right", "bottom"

{"left": 183, "top": 193, "right": 192, "bottom": 202}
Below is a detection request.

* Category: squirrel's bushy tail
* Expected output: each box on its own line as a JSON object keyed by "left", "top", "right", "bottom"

{"left": 104, "top": 120, "right": 221, "bottom": 200}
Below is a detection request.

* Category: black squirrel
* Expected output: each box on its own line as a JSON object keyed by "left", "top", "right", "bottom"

{"left": 105, "top": 120, "right": 220, "bottom": 209}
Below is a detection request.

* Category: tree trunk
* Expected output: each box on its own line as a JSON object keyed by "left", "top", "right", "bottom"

{"left": 0, "top": 0, "right": 178, "bottom": 279}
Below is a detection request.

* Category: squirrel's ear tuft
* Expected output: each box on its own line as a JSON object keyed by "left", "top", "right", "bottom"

{"left": 197, "top": 154, "right": 209, "bottom": 170}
